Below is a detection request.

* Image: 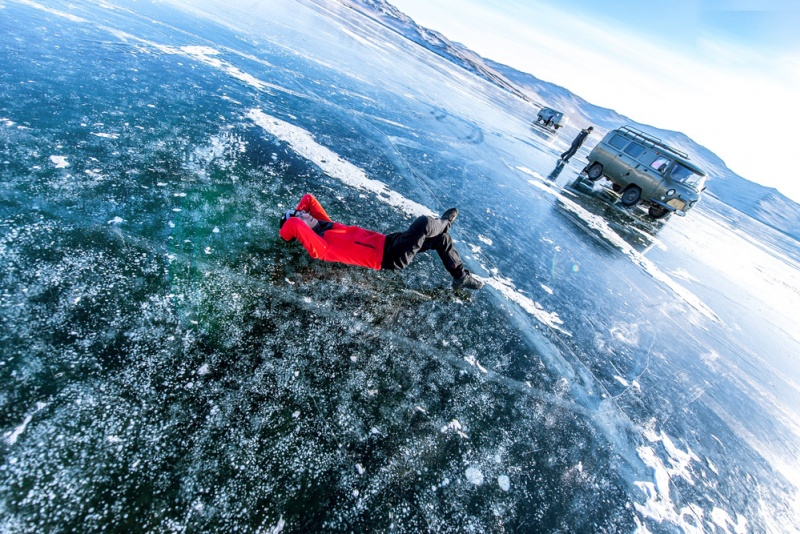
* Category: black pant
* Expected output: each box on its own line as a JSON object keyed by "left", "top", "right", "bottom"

{"left": 381, "top": 216, "right": 464, "bottom": 279}
{"left": 560, "top": 142, "right": 581, "bottom": 161}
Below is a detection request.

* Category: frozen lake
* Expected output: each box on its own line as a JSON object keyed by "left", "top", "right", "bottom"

{"left": 2, "top": 0, "right": 800, "bottom": 531}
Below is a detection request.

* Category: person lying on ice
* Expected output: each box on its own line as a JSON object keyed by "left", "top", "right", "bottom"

{"left": 279, "top": 193, "right": 484, "bottom": 290}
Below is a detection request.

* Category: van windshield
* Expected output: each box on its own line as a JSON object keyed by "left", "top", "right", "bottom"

{"left": 671, "top": 163, "right": 706, "bottom": 190}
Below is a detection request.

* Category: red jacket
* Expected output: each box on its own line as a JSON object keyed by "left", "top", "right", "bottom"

{"left": 279, "top": 194, "right": 386, "bottom": 270}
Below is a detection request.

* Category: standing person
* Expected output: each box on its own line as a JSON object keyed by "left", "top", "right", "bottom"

{"left": 279, "top": 194, "right": 484, "bottom": 290}
{"left": 560, "top": 126, "right": 594, "bottom": 162}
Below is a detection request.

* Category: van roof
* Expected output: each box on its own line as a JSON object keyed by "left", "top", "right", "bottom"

{"left": 616, "top": 126, "right": 706, "bottom": 176}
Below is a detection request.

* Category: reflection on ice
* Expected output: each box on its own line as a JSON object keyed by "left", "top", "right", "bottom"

{"left": 520, "top": 166, "right": 720, "bottom": 323}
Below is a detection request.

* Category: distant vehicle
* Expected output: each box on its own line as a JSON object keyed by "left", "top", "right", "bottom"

{"left": 582, "top": 126, "right": 707, "bottom": 219}
{"left": 534, "top": 107, "right": 566, "bottom": 131}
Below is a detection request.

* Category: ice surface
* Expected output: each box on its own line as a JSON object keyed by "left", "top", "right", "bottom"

{"left": 1, "top": 0, "right": 800, "bottom": 531}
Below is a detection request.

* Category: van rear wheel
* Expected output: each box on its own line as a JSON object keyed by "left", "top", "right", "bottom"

{"left": 620, "top": 186, "right": 642, "bottom": 206}
{"left": 587, "top": 162, "right": 603, "bottom": 181}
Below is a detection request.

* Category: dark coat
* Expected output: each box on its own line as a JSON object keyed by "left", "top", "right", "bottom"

{"left": 571, "top": 129, "right": 591, "bottom": 148}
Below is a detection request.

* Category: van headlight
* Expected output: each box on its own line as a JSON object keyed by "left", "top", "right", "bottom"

{"left": 667, "top": 189, "right": 676, "bottom": 196}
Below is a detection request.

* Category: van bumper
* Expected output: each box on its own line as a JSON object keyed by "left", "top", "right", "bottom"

{"left": 649, "top": 198, "right": 687, "bottom": 217}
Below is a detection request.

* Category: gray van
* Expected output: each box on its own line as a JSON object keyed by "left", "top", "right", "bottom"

{"left": 535, "top": 107, "right": 566, "bottom": 130}
{"left": 582, "top": 126, "right": 707, "bottom": 219}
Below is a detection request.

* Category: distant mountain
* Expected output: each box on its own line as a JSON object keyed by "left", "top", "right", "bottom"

{"left": 340, "top": 0, "right": 800, "bottom": 242}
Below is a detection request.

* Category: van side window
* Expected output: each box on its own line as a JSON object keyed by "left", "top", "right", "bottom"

{"left": 609, "top": 135, "right": 628, "bottom": 149}
{"left": 624, "top": 142, "right": 645, "bottom": 158}
{"left": 650, "top": 156, "right": 671, "bottom": 173}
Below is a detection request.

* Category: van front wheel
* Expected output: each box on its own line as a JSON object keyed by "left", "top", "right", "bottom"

{"left": 587, "top": 162, "right": 603, "bottom": 181}
{"left": 620, "top": 186, "right": 642, "bottom": 206}
{"left": 648, "top": 205, "right": 669, "bottom": 219}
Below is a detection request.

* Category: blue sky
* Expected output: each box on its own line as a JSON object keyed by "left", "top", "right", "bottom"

{"left": 390, "top": 0, "right": 800, "bottom": 203}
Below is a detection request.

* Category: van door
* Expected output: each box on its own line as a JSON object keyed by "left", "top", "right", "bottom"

{"left": 634, "top": 152, "right": 672, "bottom": 198}
{"left": 601, "top": 135, "right": 636, "bottom": 184}
{"left": 611, "top": 140, "right": 646, "bottom": 188}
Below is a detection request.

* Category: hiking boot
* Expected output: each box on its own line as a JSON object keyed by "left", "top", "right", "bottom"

{"left": 452, "top": 270, "right": 483, "bottom": 290}
{"left": 441, "top": 207, "right": 458, "bottom": 225}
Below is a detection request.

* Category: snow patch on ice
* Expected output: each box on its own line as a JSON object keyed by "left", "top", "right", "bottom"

{"left": 441, "top": 419, "right": 468, "bottom": 439}
{"left": 483, "top": 274, "right": 570, "bottom": 336}
{"left": 540, "top": 284, "right": 553, "bottom": 295}
{"left": 337, "top": 25, "right": 378, "bottom": 50}
{"left": 269, "top": 516, "right": 285, "bottom": 534}
{"left": 180, "top": 46, "right": 272, "bottom": 93}
{"left": 463, "top": 354, "right": 487, "bottom": 373}
{"left": 49, "top": 155, "right": 69, "bottom": 168}
{"left": 248, "top": 109, "right": 434, "bottom": 218}
{"left": 700, "top": 350, "right": 720, "bottom": 365}
{"left": 5, "top": 415, "right": 33, "bottom": 445}
{"left": 371, "top": 117, "right": 409, "bottom": 130}
{"left": 632, "top": 426, "right": 744, "bottom": 531}
{"left": 516, "top": 166, "right": 544, "bottom": 181}
{"left": 670, "top": 268, "right": 699, "bottom": 283}
{"left": 15, "top": 0, "right": 88, "bottom": 23}
{"left": 4, "top": 403, "right": 47, "bottom": 445}
{"left": 190, "top": 130, "right": 247, "bottom": 175}
{"left": 96, "top": 28, "right": 300, "bottom": 99}
{"left": 610, "top": 323, "right": 639, "bottom": 346}
{"left": 710, "top": 507, "right": 748, "bottom": 532}
{"left": 706, "top": 457, "right": 718, "bottom": 475}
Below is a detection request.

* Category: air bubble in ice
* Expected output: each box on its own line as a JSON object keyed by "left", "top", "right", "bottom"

{"left": 465, "top": 467, "right": 484, "bottom": 485}
{"left": 497, "top": 475, "right": 510, "bottom": 491}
